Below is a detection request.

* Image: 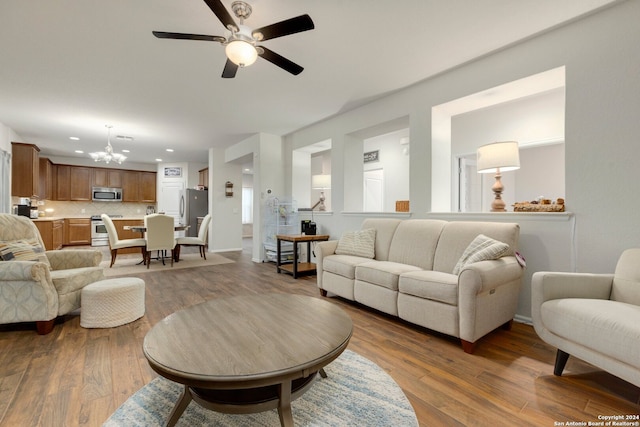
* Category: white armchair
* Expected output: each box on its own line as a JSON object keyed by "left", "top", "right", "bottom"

{"left": 0, "top": 214, "right": 105, "bottom": 334}
{"left": 532, "top": 248, "right": 640, "bottom": 387}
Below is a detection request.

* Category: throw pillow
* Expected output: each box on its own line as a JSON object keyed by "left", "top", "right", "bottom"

{"left": 453, "top": 234, "right": 509, "bottom": 275}
{"left": 0, "top": 239, "right": 50, "bottom": 266}
{"left": 335, "top": 228, "right": 376, "bottom": 259}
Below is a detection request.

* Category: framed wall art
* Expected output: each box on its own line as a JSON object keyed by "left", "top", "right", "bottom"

{"left": 164, "top": 166, "right": 182, "bottom": 177}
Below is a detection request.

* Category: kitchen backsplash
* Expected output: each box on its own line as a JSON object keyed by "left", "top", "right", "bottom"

{"left": 33, "top": 200, "right": 156, "bottom": 218}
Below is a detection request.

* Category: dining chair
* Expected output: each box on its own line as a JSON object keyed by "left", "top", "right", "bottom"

{"left": 144, "top": 213, "right": 176, "bottom": 268}
{"left": 102, "top": 214, "right": 146, "bottom": 268}
{"left": 176, "top": 213, "right": 211, "bottom": 260}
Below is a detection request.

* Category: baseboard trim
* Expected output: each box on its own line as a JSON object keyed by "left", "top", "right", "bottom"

{"left": 515, "top": 314, "right": 533, "bottom": 325}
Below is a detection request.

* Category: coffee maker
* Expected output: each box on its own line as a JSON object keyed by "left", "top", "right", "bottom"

{"left": 16, "top": 197, "right": 32, "bottom": 218}
{"left": 15, "top": 197, "right": 38, "bottom": 218}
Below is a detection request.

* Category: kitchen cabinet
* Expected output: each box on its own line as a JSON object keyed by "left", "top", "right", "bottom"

{"left": 11, "top": 142, "right": 40, "bottom": 198}
{"left": 69, "top": 167, "right": 92, "bottom": 200}
{"left": 93, "top": 168, "right": 122, "bottom": 188}
{"left": 34, "top": 219, "right": 64, "bottom": 251}
{"left": 38, "top": 157, "right": 53, "bottom": 200}
{"left": 199, "top": 168, "right": 208, "bottom": 188}
{"left": 121, "top": 171, "right": 139, "bottom": 202}
{"left": 122, "top": 171, "right": 156, "bottom": 203}
{"left": 112, "top": 219, "right": 144, "bottom": 254}
{"left": 139, "top": 172, "right": 157, "bottom": 202}
{"left": 55, "top": 165, "right": 71, "bottom": 200}
{"left": 64, "top": 218, "right": 91, "bottom": 246}
{"left": 55, "top": 165, "right": 92, "bottom": 201}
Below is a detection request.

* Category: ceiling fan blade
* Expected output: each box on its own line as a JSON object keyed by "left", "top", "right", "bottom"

{"left": 152, "top": 31, "right": 225, "bottom": 43}
{"left": 258, "top": 47, "right": 304, "bottom": 75}
{"left": 252, "top": 14, "right": 314, "bottom": 41}
{"left": 222, "top": 59, "right": 238, "bottom": 78}
{"left": 203, "top": 0, "right": 238, "bottom": 31}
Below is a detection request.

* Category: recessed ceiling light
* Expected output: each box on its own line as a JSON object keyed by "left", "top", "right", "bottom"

{"left": 155, "top": 158, "right": 162, "bottom": 162}
{"left": 122, "top": 149, "right": 130, "bottom": 153}
{"left": 70, "top": 136, "right": 80, "bottom": 141}
{"left": 75, "top": 150, "right": 84, "bottom": 154}
{"left": 166, "top": 148, "right": 174, "bottom": 152}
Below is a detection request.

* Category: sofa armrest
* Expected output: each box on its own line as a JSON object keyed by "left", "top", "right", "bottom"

{"left": 531, "top": 271, "right": 614, "bottom": 344}
{"left": 315, "top": 240, "right": 338, "bottom": 289}
{"left": 458, "top": 256, "right": 523, "bottom": 294}
{"left": 46, "top": 249, "right": 103, "bottom": 270}
{"left": 531, "top": 271, "right": 614, "bottom": 303}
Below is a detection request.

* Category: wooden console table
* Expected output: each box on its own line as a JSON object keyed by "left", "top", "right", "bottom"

{"left": 276, "top": 234, "right": 330, "bottom": 278}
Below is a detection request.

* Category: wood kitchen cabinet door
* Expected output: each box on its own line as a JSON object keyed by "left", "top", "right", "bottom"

{"left": 122, "top": 171, "right": 139, "bottom": 202}
{"left": 64, "top": 218, "right": 91, "bottom": 246}
{"left": 55, "top": 165, "right": 71, "bottom": 201}
{"left": 69, "top": 167, "right": 92, "bottom": 200}
{"left": 93, "top": 168, "right": 122, "bottom": 188}
{"left": 139, "top": 172, "right": 157, "bottom": 202}
{"left": 11, "top": 142, "right": 40, "bottom": 198}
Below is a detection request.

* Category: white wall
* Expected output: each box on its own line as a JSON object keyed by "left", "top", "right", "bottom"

{"left": 0, "top": 121, "right": 22, "bottom": 154}
{"left": 279, "top": 1, "right": 640, "bottom": 319}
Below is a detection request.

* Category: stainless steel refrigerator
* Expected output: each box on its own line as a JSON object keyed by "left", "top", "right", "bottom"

{"left": 179, "top": 189, "right": 208, "bottom": 237}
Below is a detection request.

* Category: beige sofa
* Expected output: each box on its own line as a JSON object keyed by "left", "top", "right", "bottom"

{"left": 316, "top": 218, "right": 523, "bottom": 353}
{"left": 0, "top": 214, "right": 105, "bottom": 334}
{"left": 532, "top": 248, "right": 640, "bottom": 387}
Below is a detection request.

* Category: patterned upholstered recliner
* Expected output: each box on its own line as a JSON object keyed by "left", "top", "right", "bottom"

{"left": 0, "top": 214, "right": 105, "bottom": 334}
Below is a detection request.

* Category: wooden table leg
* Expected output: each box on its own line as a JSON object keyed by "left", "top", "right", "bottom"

{"left": 277, "top": 381, "right": 294, "bottom": 427}
{"left": 166, "top": 385, "right": 192, "bottom": 427}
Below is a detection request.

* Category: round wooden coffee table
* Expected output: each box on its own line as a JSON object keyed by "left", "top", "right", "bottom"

{"left": 143, "top": 293, "right": 353, "bottom": 426}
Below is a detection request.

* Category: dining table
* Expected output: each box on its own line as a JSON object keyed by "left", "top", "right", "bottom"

{"left": 124, "top": 224, "right": 190, "bottom": 263}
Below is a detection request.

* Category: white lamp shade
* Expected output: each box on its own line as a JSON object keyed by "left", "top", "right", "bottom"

{"left": 225, "top": 40, "right": 258, "bottom": 67}
{"left": 312, "top": 174, "right": 331, "bottom": 189}
{"left": 476, "top": 141, "right": 520, "bottom": 173}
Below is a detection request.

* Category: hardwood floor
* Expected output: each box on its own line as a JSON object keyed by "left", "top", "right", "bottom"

{"left": 1, "top": 247, "right": 639, "bottom": 426}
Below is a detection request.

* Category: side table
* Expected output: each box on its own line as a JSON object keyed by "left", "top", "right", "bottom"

{"left": 276, "top": 234, "right": 330, "bottom": 278}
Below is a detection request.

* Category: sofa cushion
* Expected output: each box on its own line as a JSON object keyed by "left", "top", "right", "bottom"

{"left": 0, "top": 239, "right": 50, "bottom": 267}
{"left": 541, "top": 298, "right": 640, "bottom": 369}
{"left": 452, "top": 234, "right": 509, "bottom": 275}
{"left": 356, "top": 261, "right": 422, "bottom": 291}
{"left": 50, "top": 266, "right": 105, "bottom": 295}
{"left": 399, "top": 270, "right": 459, "bottom": 305}
{"left": 433, "top": 221, "right": 519, "bottom": 273}
{"left": 360, "top": 218, "right": 402, "bottom": 261}
{"left": 388, "top": 220, "right": 447, "bottom": 270}
{"left": 611, "top": 248, "right": 640, "bottom": 306}
{"left": 323, "top": 254, "right": 371, "bottom": 280}
{"left": 335, "top": 228, "right": 376, "bottom": 258}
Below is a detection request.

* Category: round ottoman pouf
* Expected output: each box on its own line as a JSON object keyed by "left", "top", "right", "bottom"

{"left": 81, "top": 278, "right": 145, "bottom": 328}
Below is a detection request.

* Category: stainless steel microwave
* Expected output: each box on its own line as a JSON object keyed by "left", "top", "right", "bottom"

{"left": 92, "top": 187, "right": 122, "bottom": 202}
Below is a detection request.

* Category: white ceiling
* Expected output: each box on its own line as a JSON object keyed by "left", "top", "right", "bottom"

{"left": 0, "top": 0, "right": 617, "bottom": 165}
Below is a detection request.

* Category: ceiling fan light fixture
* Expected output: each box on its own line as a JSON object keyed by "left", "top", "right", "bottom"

{"left": 225, "top": 39, "right": 257, "bottom": 67}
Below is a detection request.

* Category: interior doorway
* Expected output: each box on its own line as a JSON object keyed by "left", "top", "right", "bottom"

{"left": 364, "top": 169, "right": 384, "bottom": 212}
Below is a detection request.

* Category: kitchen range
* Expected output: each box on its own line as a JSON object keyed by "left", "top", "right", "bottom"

{"left": 91, "top": 214, "right": 122, "bottom": 246}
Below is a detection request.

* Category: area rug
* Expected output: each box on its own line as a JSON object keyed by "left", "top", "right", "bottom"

{"left": 100, "top": 252, "right": 234, "bottom": 277}
{"left": 103, "top": 349, "right": 417, "bottom": 426}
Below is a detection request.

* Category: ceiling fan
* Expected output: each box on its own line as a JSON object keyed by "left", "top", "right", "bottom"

{"left": 153, "top": 0, "right": 314, "bottom": 78}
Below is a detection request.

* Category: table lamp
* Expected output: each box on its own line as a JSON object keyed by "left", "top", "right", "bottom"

{"left": 311, "top": 174, "right": 331, "bottom": 211}
{"left": 476, "top": 141, "right": 520, "bottom": 212}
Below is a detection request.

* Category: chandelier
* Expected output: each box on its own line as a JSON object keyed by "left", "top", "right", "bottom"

{"left": 89, "top": 125, "right": 127, "bottom": 164}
